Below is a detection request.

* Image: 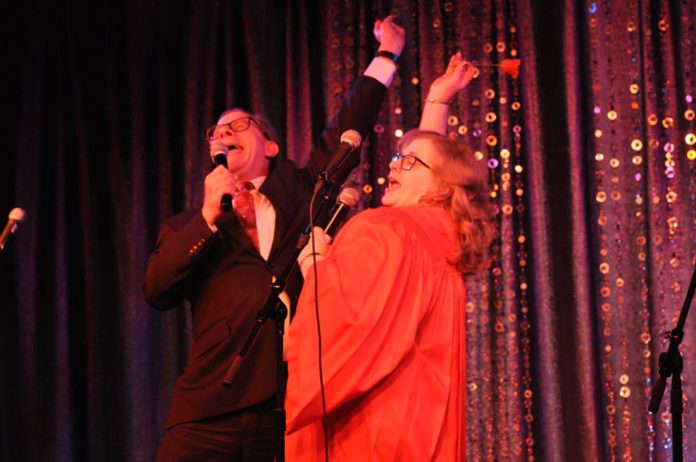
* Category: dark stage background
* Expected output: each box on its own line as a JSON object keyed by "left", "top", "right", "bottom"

{"left": 1, "top": 1, "right": 694, "bottom": 461}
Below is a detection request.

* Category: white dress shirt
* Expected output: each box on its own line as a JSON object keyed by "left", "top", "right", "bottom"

{"left": 247, "top": 56, "right": 396, "bottom": 261}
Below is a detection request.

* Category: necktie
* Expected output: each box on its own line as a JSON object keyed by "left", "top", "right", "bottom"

{"left": 234, "top": 182, "right": 260, "bottom": 251}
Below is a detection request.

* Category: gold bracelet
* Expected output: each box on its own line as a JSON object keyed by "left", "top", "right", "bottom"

{"left": 424, "top": 98, "right": 450, "bottom": 105}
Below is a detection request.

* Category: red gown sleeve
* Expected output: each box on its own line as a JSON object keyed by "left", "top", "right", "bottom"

{"left": 285, "top": 208, "right": 432, "bottom": 432}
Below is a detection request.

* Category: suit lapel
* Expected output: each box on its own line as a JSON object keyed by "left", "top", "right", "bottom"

{"left": 260, "top": 158, "right": 305, "bottom": 262}
{"left": 216, "top": 210, "right": 261, "bottom": 256}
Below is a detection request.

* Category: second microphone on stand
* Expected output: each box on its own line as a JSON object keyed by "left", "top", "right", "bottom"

{"left": 324, "top": 187, "right": 360, "bottom": 236}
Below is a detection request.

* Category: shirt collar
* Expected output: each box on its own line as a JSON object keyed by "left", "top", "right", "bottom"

{"left": 248, "top": 176, "right": 267, "bottom": 190}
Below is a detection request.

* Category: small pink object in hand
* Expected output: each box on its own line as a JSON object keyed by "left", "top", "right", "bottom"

{"left": 500, "top": 58, "right": 521, "bottom": 78}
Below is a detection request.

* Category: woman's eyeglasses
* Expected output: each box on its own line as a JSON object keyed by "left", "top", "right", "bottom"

{"left": 390, "top": 152, "right": 431, "bottom": 171}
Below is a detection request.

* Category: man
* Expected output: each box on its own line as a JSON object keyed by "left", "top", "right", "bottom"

{"left": 144, "top": 16, "right": 405, "bottom": 461}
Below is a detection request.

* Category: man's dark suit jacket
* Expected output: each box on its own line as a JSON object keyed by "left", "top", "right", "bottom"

{"left": 144, "top": 75, "right": 387, "bottom": 429}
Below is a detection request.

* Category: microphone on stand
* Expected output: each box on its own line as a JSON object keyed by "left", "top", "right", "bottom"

{"left": 0, "top": 207, "right": 27, "bottom": 251}
{"left": 211, "top": 140, "right": 232, "bottom": 212}
{"left": 324, "top": 187, "right": 360, "bottom": 236}
{"left": 315, "top": 130, "right": 362, "bottom": 193}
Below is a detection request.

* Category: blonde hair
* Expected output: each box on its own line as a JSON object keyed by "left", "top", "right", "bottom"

{"left": 398, "top": 129, "right": 494, "bottom": 275}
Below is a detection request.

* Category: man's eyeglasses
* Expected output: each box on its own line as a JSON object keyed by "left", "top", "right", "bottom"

{"left": 206, "top": 116, "right": 264, "bottom": 141}
{"left": 390, "top": 152, "right": 431, "bottom": 171}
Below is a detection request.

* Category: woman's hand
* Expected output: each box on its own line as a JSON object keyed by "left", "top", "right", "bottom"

{"left": 297, "top": 227, "right": 333, "bottom": 278}
{"left": 427, "top": 51, "right": 478, "bottom": 102}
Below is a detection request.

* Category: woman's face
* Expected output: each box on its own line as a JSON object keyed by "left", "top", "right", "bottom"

{"left": 382, "top": 137, "right": 442, "bottom": 207}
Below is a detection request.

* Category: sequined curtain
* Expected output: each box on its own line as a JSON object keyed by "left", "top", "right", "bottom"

{"left": 2, "top": 1, "right": 695, "bottom": 461}
{"left": 324, "top": 1, "right": 695, "bottom": 461}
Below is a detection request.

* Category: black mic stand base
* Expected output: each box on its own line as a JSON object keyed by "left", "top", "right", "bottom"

{"left": 648, "top": 263, "right": 695, "bottom": 462}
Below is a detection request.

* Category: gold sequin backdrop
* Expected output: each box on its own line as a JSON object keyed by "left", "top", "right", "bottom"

{"left": 312, "top": 1, "right": 695, "bottom": 460}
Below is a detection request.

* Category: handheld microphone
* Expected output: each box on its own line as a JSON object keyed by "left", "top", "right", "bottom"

{"left": 315, "top": 130, "right": 362, "bottom": 193}
{"left": 325, "top": 187, "right": 360, "bottom": 236}
{"left": 211, "top": 140, "right": 232, "bottom": 212}
{"left": 0, "top": 207, "right": 27, "bottom": 251}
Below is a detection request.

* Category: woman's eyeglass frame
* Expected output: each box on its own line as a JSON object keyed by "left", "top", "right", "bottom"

{"left": 390, "top": 151, "right": 432, "bottom": 171}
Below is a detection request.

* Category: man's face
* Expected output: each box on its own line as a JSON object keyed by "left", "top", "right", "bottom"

{"left": 208, "top": 110, "right": 278, "bottom": 181}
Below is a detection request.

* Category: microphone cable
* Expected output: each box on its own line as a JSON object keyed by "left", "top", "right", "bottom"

{"left": 307, "top": 187, "right": 331, "bottom": 462}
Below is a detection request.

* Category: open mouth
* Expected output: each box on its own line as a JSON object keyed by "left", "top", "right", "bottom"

{"left": 385, "top": 177, "right": 400, "bottom": 192}
{"left": 227, "top": 144, "right": 242, "bottom": 152}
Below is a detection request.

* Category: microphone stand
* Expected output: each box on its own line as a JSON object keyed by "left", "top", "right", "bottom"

{"left": 648, "top": 263, "right": 696, "bottom": 462}
{"left": 221, "top": 172, "right": 342, "bottom": 462}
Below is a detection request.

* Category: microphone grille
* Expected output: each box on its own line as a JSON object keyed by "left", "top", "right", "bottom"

{"left": 340, "top": 130, "right": 362, "bottom": 149}
{"left": 338, "top": 187, "right": 360, "bottom": 207}
{"left": 210, "top": 140, "right": 229, "bottom": 156}
{"left": 9, "top": 207, "right": 26, "bottom": 222}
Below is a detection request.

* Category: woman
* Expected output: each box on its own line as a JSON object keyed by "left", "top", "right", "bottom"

{"left": 285, "top": 53, "right": 491, "bottom": 461}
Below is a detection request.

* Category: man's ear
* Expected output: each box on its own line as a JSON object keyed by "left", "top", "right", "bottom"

{"left": 265, "top": 141, "right": 279, "bottom": 159}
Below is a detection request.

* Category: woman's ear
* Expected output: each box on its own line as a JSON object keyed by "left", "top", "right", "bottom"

{"left": 436, "top": 179, "right": 453, "bottom": 196}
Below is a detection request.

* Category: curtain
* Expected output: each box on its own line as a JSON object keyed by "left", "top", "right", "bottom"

{"left": 1, "top": 0, "right": 693, "bottom": 460}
